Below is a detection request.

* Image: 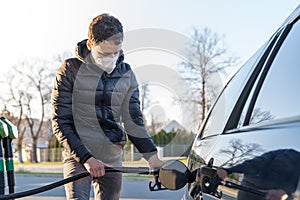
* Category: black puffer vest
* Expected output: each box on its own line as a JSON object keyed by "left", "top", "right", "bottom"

{"left": 51, "top": 39, "right": 157, "bottom": 163}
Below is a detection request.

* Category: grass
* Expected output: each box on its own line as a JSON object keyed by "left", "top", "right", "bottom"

{"left": 15, "top": 158, "right": 187, "bottom": 167}
{"left": 15, "top": 169, "right": 62, "bottom": 176}
{"left": 15, "top": 168, "right": 30, "bottom": 173}
{"left": 13, "top": 157, "right": 188, "bottom": 177}
{"left": 14, "top": 161, "right": 62, "bottom": 165}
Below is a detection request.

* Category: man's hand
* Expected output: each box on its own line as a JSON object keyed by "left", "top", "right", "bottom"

{"left": 84, "top": 157, "right": 111, "bottom": 178}
{"left": 216, "top": 168, "right": 228, "bottom": 180}
{"left": 147, "top": 154, "right": 164, "bottom": 168}
{"left": 264, "top": 189, "right": 288, "bottom": 200}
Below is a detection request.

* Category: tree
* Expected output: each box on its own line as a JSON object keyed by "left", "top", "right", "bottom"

{"left": 180, "top": 27, "right": 238, "bottom": 123}
{"left": 139, "top": 82, "right": 151, "bottom": 123}
{"left": 53, "top": 51, "right": 73, "bottom": 63}
{"left": 13, "top": 59, "right": 54, "bottom": 163}
{"left": 0, "top": 52, "right": 70, "bottom": 163}
{"left": 151, "top": 129, "right": 194, "bottom": 146}
{"left": 0, "top": 68, "right": 30, "bottom": 163}
{"left": 219, "top": 139, "right": 264, "bottom": 167}
{"left": 148, "top": 113, "right": 164, "bottom": 135}
{"left": 139, "top": 82, "right": 161, "bottom": 133}
{"left": 249, "top": 108, "right": 274, "bottom": 124}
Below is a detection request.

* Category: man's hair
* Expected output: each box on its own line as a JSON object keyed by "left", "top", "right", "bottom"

{"left": 88, "top": 13, "right": 123, "bottom": 45}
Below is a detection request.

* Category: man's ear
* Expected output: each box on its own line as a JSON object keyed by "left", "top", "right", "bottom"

{"left": 86, "top": 40, "right": 93, "bottom": 51}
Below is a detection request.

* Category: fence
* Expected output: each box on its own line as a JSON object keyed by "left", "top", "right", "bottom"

{"left": 18, "top": 144, "right": 191, "bottom": 162}
{"left": 18, "top": 148, "right": 63, "bottom": 162}
{"left": 123, "top": 144, "right": 191, "bottom": 161}
{"left": 37, "top": 148, "right": 63, "bottom": 162}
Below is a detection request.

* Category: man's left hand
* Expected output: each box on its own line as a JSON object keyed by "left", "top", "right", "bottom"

{"left": 264, "top": 189, "right": 288, "bottom": 200}
{"left": 147, "top": 154, "right": 164, "bottom": 168}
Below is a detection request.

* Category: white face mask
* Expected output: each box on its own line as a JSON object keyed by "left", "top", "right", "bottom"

{"left": 91, "top": 49, "right": 119, "bottom": 74}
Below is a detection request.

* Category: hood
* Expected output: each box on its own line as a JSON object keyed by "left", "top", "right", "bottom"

{"left": 75, "top": 39, "right": 124, "bottom": 65}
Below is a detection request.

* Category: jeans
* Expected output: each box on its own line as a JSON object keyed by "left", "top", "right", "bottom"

{"left": 64, "top": 157, "right": 122, "bottom": 200}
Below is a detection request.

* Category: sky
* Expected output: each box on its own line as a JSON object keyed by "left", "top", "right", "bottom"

{"left": 0, "top": 0, "right": 299, "bottom": 131}
{"left": 0, "top": 0, "right": 298, "bottom": 68}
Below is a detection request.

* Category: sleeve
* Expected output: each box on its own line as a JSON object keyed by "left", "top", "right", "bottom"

{"left": 51, "top": 60, "right": 92, "bottom": 164}
{"left": 121, "top": 70, "right": 157, "bottom": 160}
{"left": 225, "top": 150, "right": 277, "bottom": 175}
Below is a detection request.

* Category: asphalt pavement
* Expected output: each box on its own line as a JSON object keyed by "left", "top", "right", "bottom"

{"left": 11, "top": 163, "right": 236, "bottom": 200}
{"left": 11, "top": 163, "right": 185, "bottom": 200}
{"left": 11, "top": 174, "right": 185, "bottom": 200}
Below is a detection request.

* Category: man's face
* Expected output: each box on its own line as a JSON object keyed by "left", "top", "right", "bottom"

{"left": 90, "top": 40, "right": 122, "bottom": 59}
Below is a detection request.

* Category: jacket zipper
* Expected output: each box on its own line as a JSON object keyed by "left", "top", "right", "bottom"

{"left": 100, "top": 73, "right": 107, "bottom": 123}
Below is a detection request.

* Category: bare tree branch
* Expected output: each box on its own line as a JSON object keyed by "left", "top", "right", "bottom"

{"left": 179, "top": 27, "right": 239, "bottom": 123}
{"left": 219, "top": 139, "right": 264, "bottom": 167}
{"left": 7, "top": 59, "right": 54, "bottom": 163}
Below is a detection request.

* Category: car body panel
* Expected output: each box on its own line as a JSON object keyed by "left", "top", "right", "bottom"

{"left": 184, "top": 4, "right": 300, "bottom": 200}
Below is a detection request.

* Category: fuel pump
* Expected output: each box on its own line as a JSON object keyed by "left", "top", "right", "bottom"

{"left": 0, "top": 121, "right": 8, "bottom": 195}
{"left": 0, "top": 117, "right": 18, "bottom": 194}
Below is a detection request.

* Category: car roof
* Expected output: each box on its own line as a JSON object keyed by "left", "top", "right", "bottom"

{"left": 279, "top": 4, "right": 300, "bottom": 29}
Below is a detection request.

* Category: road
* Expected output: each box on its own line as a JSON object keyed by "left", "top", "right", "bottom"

{"left": 0, "top": 174, "right": 236, "bottom": 200}
{"left": 5, "top": 174, "right": 185, "bottom": 200}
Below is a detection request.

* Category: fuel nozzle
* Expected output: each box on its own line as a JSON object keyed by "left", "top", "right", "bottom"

{"left": 199, "top": 166, "right": 220, "bottom": 194}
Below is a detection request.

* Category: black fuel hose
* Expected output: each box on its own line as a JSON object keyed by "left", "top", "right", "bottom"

{"left": 0, "top": 166, "right": 157, "bottom": 200}
{"left": 222, "top": 180, "right": 267, "bottom": 197}
{"left": 0, "top": 172, "right": 90, "bottom": 200}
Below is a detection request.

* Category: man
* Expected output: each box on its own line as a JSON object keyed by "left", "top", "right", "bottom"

{"left": 217, "top": 149, "right": 300, "bottom": 200}
{"left": 51, "top": 13, "right": 163, "bottom": 200}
